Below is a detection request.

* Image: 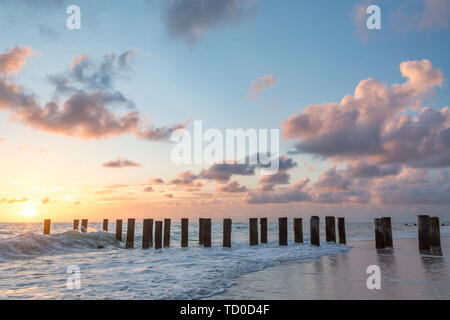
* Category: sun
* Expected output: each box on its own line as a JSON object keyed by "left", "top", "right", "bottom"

{"left": 21, "top": 206, "right": 37, "bottom": 217}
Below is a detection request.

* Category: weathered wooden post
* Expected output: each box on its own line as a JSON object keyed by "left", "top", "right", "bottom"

{"left": 203, "top": 218, "right": 211, "bottom": 248}
{"left": 382, "top": 217, "right": 393, "bottom": 248}
{"left": 199, "top": 218, "right": 205, "bottom": 245}
{"left": 125, "top": 218, "right": 135, "bottom": 249}
{"left": 418, "top": 215, "right": 431, "bottom": 255}
{"left": 43, "top": 219, "right": 51, "bottom": 235}
{"left": 338, "top": 217, "right": 346, "bottom": 245}
{"left": 142, "top": 218, "right": 153, "bottom": 249}
{"left": 164, "top": 218, "right": 171, "bottom": 248}
{"left": 103, "top": 219, "right": 108, "bottom": 232}
{"left": 223, "top": 218, "right": 232, "bottom": 248}
{"left": 374, "top": 218, "right": 385, "bottom": 249}
{"left": 260, "top": 218, "right": 268, "bottom": 244}
{"left": 249, "top": 218, "right": 258, "bottom": 246}
{"left": 279, "top": 217, "right": 288, "bottom": 246}
{"left": 181, "top": 218, "right": 189, "bottom": 248}
{"left": 294, "top": 218, "right": 303, "bottom": 243}
{"left": 116, "top": 219, "right": 122, "bottom": 241}
{"left": 81, "top": 219, "right": 88, "bottom": 233}
{"left": 155, "top": 221, "right": 163, "bottom": 249}
{"left": 430, "top": 217, "right": 443, "bottom": 256}
{"left": 325, "top": 216, "right": 336, "bottom": 242}
{"left": 73, "top": 219, "right": 79, "bottom": 231}
{"left": 310, "top": 216, "right": 320, "bottom": 246}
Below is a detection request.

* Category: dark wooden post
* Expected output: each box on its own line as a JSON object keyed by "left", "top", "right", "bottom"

{"left": 116, "top": 219, "right": 122, "bottom": 241}
{"left": 43, "top": 219, "right": 51, "bottom": 235}
{"left": 430, "top": 217, "right": 443, "bottom": 256}
{"left": 203, "top": 218, "right": 211, "bottom": 248}
{"left": 103, "top": 219, "right": 108, "bottom": 232}
{"left": 382, "top": 217, "right": 393, "bottom": 248}
{"left": 142, "top": 219, "right": 153, "bottom": 249}
{"left": 155, "top": 221, "right": 163, "bottom": 249}
{"left": 249, "top": 218, "right": 258, "bottom": 246}
{"left": 418, "top": 215, "right": 431, "bottom": 255}
{"left": 338, "top": 217, "right": 346, "bottom": 245}
{"left": 374, "top": 218, "right": 385, "bottom": 249}
{"left": 125, "top": 218, "right": 135, "bottom": 249}
{"left": 325, "top": 216, "right": 336, "bottom": 242}
{"left": 199, "top": 218, "right": 205, "bottom": 245}
{"left": 260, "top": 218, "right": 268, "bottom": 244}
{"left": 294, "top": 218, "right": 303, "bottom": 243}
{"left": 81, "top": 219, "right": 88, "bottom": 233}
{"left": 163, "top": 219, "right": 171, "bottom": 247}
{"left": 279, "top": 217, "right": 288, "bottom": 246}
{"left": 223, "top": 218, "right": 232, "bottom": 248}
{"left": 73, "top": 219, "right": 79, "bottom": 231}
{"left": 310, "top": 216, "right": 320, "bottom": 246}
{"left": 181, "top": 218, "right": 189, "bottom": 248}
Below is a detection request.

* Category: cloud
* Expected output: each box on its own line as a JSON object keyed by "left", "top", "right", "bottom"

{"left": 42, "top": 197, "right": 50, "bottom": 205}
{"left": 0, "top": 47, "right": 188, "bottom": 141}
{"left": 148, "top": 178, "right": 165, "bottom": 184}
{"left": 257, "top": 171, "right": 290, "bottom": 191}
{"left": 143, "top": 186, "right": 154, "bottom": 192}
{"left": 282, "top": 59, "right": 448, "bottom": 168}
{"left": 391, "top": 0, "right": 450, "bottom": 32}
{"left": 165, "top": 193, "right": 174, "bottom": 198}
{"left": 217, "top": 180, "right": 248, "bottom": 193}
{"left": 0, "top": 198, "right": 28, "bottom": 204}
{"left": 200, "top": 162, "right": 256, "bottom": 182}
{"left": 168, "top": 170, "right": 200, "bottom": 185}
{"left": 0, "top": 138, "right": 5, "bottom": 143}
{"left": 0, "top": 46, "right": 35, "bottom": 75}
{"left": 102, "top": 157, "right": 141, "bottom": 168}
{"left": 163, "top": 0, "right": 259, "bottom": 43}
{"left": 249, "top": 74, "right": 276, "bottom": 99}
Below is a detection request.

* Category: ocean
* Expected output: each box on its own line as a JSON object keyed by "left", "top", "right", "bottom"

{"left": 0, "top": 221, "right": 449, "bottom": 299}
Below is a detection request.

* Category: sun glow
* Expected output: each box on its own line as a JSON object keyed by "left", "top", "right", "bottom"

{"left": 21, "top": 206, "right": 37, "bottom": 217}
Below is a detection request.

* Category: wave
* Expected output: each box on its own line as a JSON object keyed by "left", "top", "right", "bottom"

{"left": 0, "top": 231, "right": 120, "bottom": 261}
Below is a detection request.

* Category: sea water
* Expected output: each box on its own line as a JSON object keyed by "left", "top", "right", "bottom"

{"left": 0, "top": 221, "right": 448, "bottom": 299}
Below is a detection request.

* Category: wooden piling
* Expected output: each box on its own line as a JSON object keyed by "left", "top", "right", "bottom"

{"left": 418, "top": 215, "right": 431, "bottom": 255}
{"left": 223, "top": 218, "right": 232, "bottom": 248}
{"left": 43, "top": 219, "right": 51, "bottom": 235}
{"left": 374, "top": 218, "right": 385, "bottom": 249}
{"left": 103, "top": 219, "right": 108, "bottom": 232}
{"left": 199, "top": 218, "right": 205, "bottom": 245}
{"left": 325, "top": 216, "right": 336, "bottom": 242}
{"left": 430, "top": 216, "right": 442, "bottom": 256}
{"left": 142, "top": 218, "right": 153, "bottom": 249}
{"left": 294, "top": 218, "right": 303, "bottom": 243}
{"left": 338, "top": 217, "right": 346, "bottom": 245}
{"left": 279, "top": 217, "right": 288, "bottom": 246}
{"left": 164, "top": 218, "right": 171, "bottom": 248}
{"left": 260, "top": 218, "right": 268, "bottom": 244}
{"left": 181, "top": 218, "right": 189, "bottom": 248}
{"left": 203, "top": 218, "right": 211, "bottom": 248}
{"left": 81, "top": 219, "right": 88, "bottom": 233}
{"left": 310, "top": 216, "right": 320, "bottom": 246}
{"left": 73, "top": 219, "right": 79, "bottom": 231}
{"left": 155, "top": 221, "right": 163, "bottom": 249}
{"left": 249, "top": 218, "right": 258, "bottom": 246}
{"left": 125, "top": 218, "right": 135, "bottom": 249}
{"left": 116, "top": 219, "right": 122, "bottom": 241}
{"left": 382, "top": 217, "right": 393, "bottom": 248}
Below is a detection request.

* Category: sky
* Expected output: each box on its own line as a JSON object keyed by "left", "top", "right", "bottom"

{"left": 0, "top": 0, "right": 449, "bottom": 222}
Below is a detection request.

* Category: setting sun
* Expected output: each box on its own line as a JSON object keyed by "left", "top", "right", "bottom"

{"left": 20, "top": 206, "right": 37, "bottom": 217}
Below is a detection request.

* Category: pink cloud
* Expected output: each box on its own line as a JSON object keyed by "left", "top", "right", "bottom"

{"left": 249, "top": 74, "right": 277, "bottom": 99}
{"left": 0, "top": 46, "right": 35, "bottom": 75}
{"left": 102, "top": 157, "right": 141, "bottom": 168}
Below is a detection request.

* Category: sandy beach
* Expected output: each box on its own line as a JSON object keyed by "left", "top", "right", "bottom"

{"left": 210, "top": 237, "right": 450, "bottom": 300}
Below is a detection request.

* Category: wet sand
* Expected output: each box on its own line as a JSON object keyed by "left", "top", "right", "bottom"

{"left": 209, "top": 237, "right": 450, "bottom": 299}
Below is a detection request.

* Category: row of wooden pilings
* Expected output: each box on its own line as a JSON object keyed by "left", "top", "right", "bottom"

{"left": 43, "top": 216, "right": 346, "bottom": 248}
{"left": 42, "top": 215, "right": 443, "bottom": 255}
